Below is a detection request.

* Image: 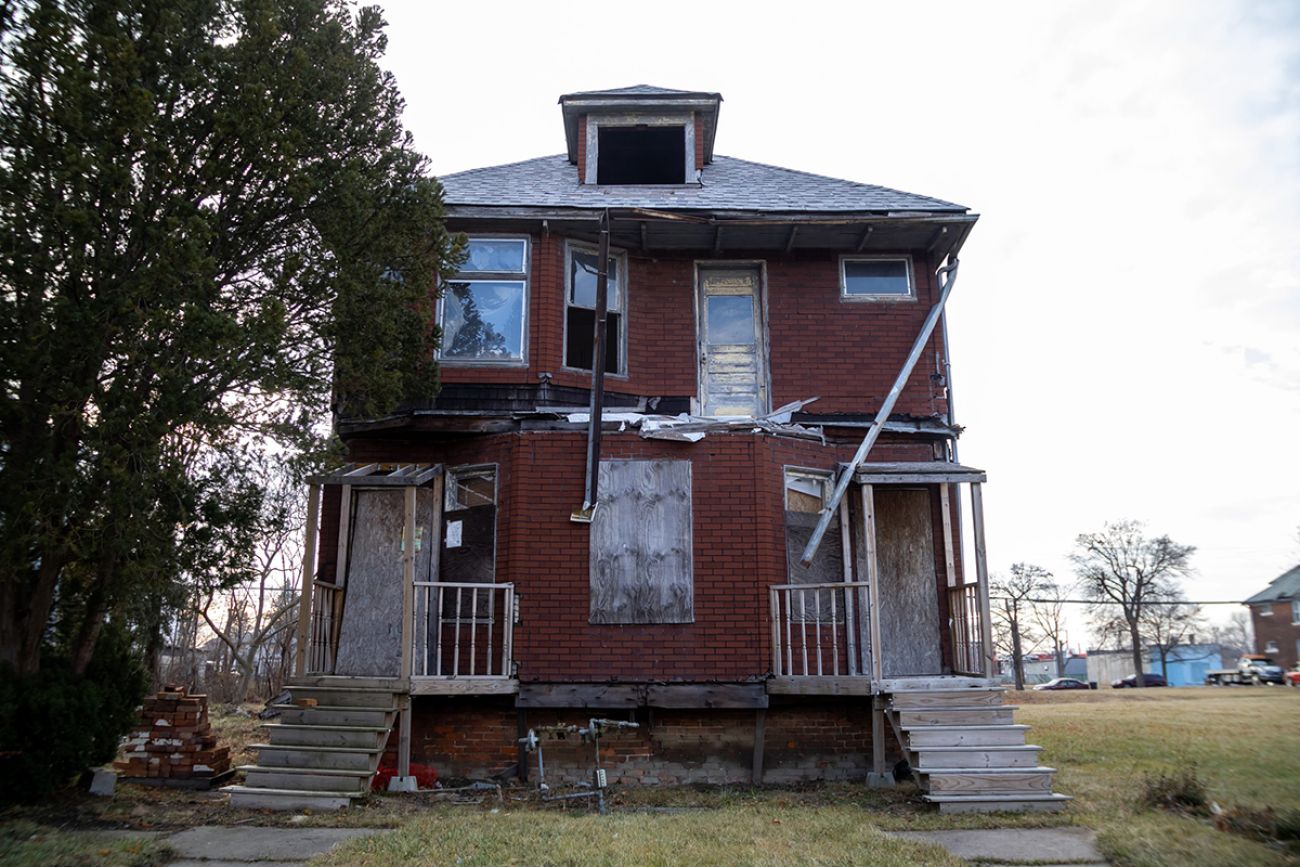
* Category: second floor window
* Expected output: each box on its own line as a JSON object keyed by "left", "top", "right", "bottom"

{"left": 565, "top": 243, "right": 625, "bottom": 374}
{"left": 440, "top": 238, "right": 528, "bottom": 363}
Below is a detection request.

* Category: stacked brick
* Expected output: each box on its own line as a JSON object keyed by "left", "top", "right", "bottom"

{"left": 114, "top": 686, "right": 231, "bottom": 787}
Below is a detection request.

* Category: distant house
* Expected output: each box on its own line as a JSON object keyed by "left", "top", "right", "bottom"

{"left": 1019, "top": 653, "right": 1087, "bottom": 684}
{"left": 1245, "top": 565, "right": 1300, "bottom": 669}
{"left": 1085, "top": 644, "right": 1226, "bottom": 687}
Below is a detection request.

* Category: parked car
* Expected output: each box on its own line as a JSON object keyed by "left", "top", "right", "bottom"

{"left": 1034, "top": 677, "right": 1091, "bottom": 691}
{"left": 1286, "top": 665, "right": 1300, "bottom": 688}
{"left": 1238, "top": 654, "right": 1285, "bottom": 685}
{"left": 1111, "top": 673, "right": 1168, "bottom": 688}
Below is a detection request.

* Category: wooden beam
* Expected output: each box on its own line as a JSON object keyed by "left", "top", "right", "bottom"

{"left": 871, "top": 696, "right": 887, "bottom": 776}
{"left": 330, "top": 484, "right": 353, "bottom": 670}
{"left": 861, "top": 485, "right": 884, "bottom": 682}
{"left": 397, "top": 695, "right": 412, "bottom": 779}
{"left": 294, "top": 483, "right": 320, "bottom": 676}
{"left": 766, "top": 676, "right": 872, "bottom": 696}
{"left": 752, "top": 709, "right": 766, "bottom": 784}
{"left": 645, "top": 683, "right": 768, "bottom": 709}
{"left": 839, "top": 497, "right": 859, "bottom": 677}
{"left": 410, "top": 677, "right": 520, "bottom": 696}
{"left": 939, "top": 484, "right": 957, "bottom": 588}
{"left": 970, "top": 483, "right": 996, "bottom": 679}
{"left": 515, "top": 683, "right": 640, "bottom": 708}
{"left": 400, "top": 485, "right": 416, "bottom": 684}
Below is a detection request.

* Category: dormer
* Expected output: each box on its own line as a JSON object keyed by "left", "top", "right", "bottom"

{"left": 559, "top": 85, "right": 722, "bottom": 185}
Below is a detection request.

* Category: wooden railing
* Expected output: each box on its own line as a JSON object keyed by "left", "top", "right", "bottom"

{"left": 305, "top": 581, "right": 339, "bottom": 674}
{"left": 769, "top": 582, "right": 871, "bottom": 678}
{"left": 414, "top": 582, "right": 515, "bottom": 679}
{"left": 948, "top": 582, "right": 987, "bottom": 676}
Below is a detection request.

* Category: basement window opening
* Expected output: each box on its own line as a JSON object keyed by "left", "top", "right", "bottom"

{"left": 597, "top": 126, "right": 686, "bottom": 185}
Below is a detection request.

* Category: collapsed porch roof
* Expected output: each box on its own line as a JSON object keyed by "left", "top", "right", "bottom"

{"left": 854, "top": 461, "right": 986, "bottom": 485}
{"left": 307, "top": 463, "right": 442, "bottom": 487}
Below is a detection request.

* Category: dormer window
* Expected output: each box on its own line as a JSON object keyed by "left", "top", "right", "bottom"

{"left": 597, "top": 126, "right": 686, "bottom": 185}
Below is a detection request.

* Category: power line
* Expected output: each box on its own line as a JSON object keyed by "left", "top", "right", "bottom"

{"left": 993, "top": 597, "right": 1244, "bottom": 605}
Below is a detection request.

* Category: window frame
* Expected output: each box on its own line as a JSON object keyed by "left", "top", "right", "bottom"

{"left": 783, "top": 467, "right": 833, "bottom": 514}
{"left": 583, "top": 112, "right": 698, "bottom": 186}
{"left": 1291, "top": 600, "right": 1300, "bottom": 625}
{"left": 444, "top": 464, "right": 499, "bottom": 513}
{"left": 838, "top": 255, "right": 916, "bottom": 302}
{"left": 437, "top": 235, "right": 530, "bottom": 366}
{"left": 561, "top": 241, "right": 629, "bottom": 377}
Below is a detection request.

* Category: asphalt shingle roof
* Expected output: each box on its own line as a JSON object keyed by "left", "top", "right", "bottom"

{"left": 440, "top": 154, "right": 967, "bottom": 214}
{"left": 1245, "top": 564, "right": 1300, "bottom": 603}
{"left": 563, "top": 84, "right": 705, "bottom": 97}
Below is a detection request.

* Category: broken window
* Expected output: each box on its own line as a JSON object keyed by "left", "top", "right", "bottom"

{"left": 439, "top": 238, "right": 528, "bottom": 362}
{"left": 564, "top": 243, "right": 625, "bottom": 373}
{"left": 784, "top": 469, "right": 843, "bottom": 623}
{"left": 597, "top": 126, "right": 686, "bottom": 185}
{"left": 840, "top": 256, "right": 914, "bottom": 300}
{"left": 590, "top": 460, "right": 693, "bottom": 624}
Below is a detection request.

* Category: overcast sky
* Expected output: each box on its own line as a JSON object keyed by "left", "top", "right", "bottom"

{"left": 375, "top": 1, "right": 1300, "bottom": 643}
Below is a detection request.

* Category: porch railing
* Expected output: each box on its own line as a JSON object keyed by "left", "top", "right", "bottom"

{"left": 414, "top": 582, "right": 515, "bottom": 679}
{"left": 769, "top": 582, "right": 870, "bottom": 678}
{"left": 948, "top": 582, "right": 987, "bottom": 676}
{"left": 305, "top": 581, "right": 339, "bottom": 674}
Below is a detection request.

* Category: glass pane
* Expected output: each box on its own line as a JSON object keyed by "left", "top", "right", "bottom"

{"left": 706, "top": 295, "right": 755, "bottom": 345}
{"left": 843, "top": 259, "right": 910, "bottom": 296}
{"left": 441, "top": 281, "right": 524, "bottom": 360}
{"left": 569, "top": 249, "right": 620, "bottom": 310}
{"left": 462, "top": 239, "right": 526, "bottom": 273}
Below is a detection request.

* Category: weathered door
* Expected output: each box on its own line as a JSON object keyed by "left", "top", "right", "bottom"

{"left": 875, "top": 488, "right": 943, "bottom": 677}
{"left": 334, "top": 488, "right": 437, "bottom": 677}
{"left": 697, "top": 266, "right": 767, "bottom": 417}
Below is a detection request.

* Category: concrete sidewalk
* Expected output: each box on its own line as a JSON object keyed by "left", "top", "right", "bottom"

{"left": 162, "top": 826, "right": 382, "bottom": 866}
{"left": 887, "top": 827, "right": 1107, "bottom": 865}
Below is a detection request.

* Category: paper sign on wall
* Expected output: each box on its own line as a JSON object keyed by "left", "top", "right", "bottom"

{"left": 446, "top": 520, "right": 463, "bottom": 548}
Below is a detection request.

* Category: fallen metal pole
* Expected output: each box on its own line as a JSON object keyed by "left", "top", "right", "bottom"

{"left": 799, "top": 259, "right": 961, "bottom": 566}
{"left": 572, "top": 209, "right": 612, "bottom": 523}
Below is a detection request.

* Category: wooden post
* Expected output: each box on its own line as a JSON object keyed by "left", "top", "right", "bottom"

{"left": 970, "top": 482, "right": 996, "bottom": 678}
{"left": 752, "top": 709, "right": 767, "bottom": 784}
{"left": 330, "top": 484, "right": 353, "bottom": 671}
{"left": 294, "top": 483, "right": 320, "bottom": 677}
{"left": 939, "top": 484, "right": 957, "bottom": 588}
{"left": 397, "top": 694, "right": 413, "bottom": 781}
{"left": 400, "top": 485, "right": 416, "bottom": 685}
{"left": 861, "top": 485, "right": 884, "bottom": 683}
{"left": 868, "top": 695, "right": 891, "bottom": 787}
{"left": 838, "top": 497, "right": 858, "bottom": 677}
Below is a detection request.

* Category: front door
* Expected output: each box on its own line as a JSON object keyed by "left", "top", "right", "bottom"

{"left": 697, "top": 266, "right": 767, "bottom": 417}
{"left": 875, "top": 488, "right": 943, "bottom": 677}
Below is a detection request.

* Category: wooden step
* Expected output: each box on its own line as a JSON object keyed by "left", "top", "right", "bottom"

{"left": 920, "top": 767, "right": 1056, "bottom": 794}
{"left": 250, "top": 744, "right": 380, "bottom": 772}
{"left": 238, "top": 765, "right": 373, "bottom": 794}
{"left": 897, "top": 707, "right": 1017, "bottom": 727}
{"left": 288, "top": 675, "right": 405, "bottom": 690}
{"left": 264, "top": 722, "right": 390, "bottom": 749}
{"left": 911, "top": 745, "right": 1042, "bottom": 769}
{"left": 285, "top": 684, "right": 400, "bottom": 708}
{"left": 924, "top": 792, "right": 1072, "bottom": 814}
{"left": 272, "top": 704, "right": 396, "bottom": 727}
{"left": 888, "top": 689, "right": 1005, "bottom": 709}
{"left": 225, "top": 784, "right": 356, "bottom": 811}
{"left": 903, "top": 724, "right": 1029, "bottom": 747}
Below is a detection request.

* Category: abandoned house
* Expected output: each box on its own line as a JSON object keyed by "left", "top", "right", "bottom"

{"left": 228, "top": 85, "right": 1068, "bottom": 813}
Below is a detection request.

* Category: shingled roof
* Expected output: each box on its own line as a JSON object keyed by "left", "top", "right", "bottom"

{"left": 440, "top": 154, "right": 968, "bottom": 214}
{"left": 1245, "top": 564, "right": 1300, "bottom": 604}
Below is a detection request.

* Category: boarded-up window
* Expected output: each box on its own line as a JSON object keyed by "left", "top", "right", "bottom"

{"left": 589, "top": 460, "right": 693, "bottom": 624}
{"left": 784, "top": 470, "right": 843, "bottom": 623}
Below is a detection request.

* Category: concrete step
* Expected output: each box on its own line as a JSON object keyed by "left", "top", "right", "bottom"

{"left": 286, "top": 684, "right": 400, "bottom": 708}
{"left": 264, "top": 723, "right": 389, "bottom": 749}
{"left": 903, "top": 724, "right": 1029, "bottom": 747}
{"left": 888, "top": 688, "right": 1005, "bottom": 709}
{"left": 224, "top": 784, "right": 356, "bottom": 811}
{"left": 912, "top": 745, "right": 1043, "bottom": 769}
{"left": 897, "top": 707, "right": 1018, "bottom": 727}
{"left": 251, "top": 744, "right": 380, "bottom": 772}
{"left": 239, "top": 765, "right": 373, "bottom": 794}
{"left": 920, "top": 767, "right": 1057, "bottom": 794}
{"left": 924, "top": 792, "right": 1073, "bottom": 814}
{"left": 272, "top": 704, "right": 395, "bottom": 727}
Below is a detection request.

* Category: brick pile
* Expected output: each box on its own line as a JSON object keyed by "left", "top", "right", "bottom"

{"left": 114, "top": 685, "right": 231, "bottom": 787}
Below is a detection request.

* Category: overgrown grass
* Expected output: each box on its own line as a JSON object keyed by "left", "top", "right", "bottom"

{"left": 0, "top": 820, "right": 169, "bottom": 867}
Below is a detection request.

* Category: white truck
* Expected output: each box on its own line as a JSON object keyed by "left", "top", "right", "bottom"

{"left": 1205, "top": 654, "right": 1286, "bottom": 686}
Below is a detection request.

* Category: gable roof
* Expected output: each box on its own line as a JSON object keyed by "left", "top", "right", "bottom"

{"left": 559, "top": 84, "right": 717, "bottom": 99}
{"left": 440, "top": 154, "right": 968, "bottom": 214}
{"left": 1245, "top": 564, "right": 1300, "bottom": 604}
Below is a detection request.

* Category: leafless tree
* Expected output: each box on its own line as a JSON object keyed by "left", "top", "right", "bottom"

{"left": 1029, "top": 580, "right": 1072, "bottom": 678}
{"left": 1142, "top": 592, "right": 1204, "bottom": 679}
{"left": 1208, "top": 610, "right": 1253, "bottom": 660}
{"left": 991, "top": 563, "right": 1053, "bottom": 690}
{"left": 1071, "top": 520, "right": 1195, "bottom": 686}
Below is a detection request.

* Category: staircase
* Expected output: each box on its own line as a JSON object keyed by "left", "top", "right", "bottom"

{"left": 887, "top": 684, "right": 1071, "bottom": 813}
{"left": 224, "top": 676, "right": 401, "bottom": 811}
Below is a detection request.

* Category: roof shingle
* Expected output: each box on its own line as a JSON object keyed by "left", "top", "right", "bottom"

{"left": 1245, "top": 564, "right": 1300, "bottom": 604}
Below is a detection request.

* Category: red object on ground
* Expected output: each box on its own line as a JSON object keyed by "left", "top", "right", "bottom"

{"left": 371, "top": 762, "right": 439, "bottom": 792}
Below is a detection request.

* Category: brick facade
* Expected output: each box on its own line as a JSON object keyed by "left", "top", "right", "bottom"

{"left": 1250, "top": 601, "right": 1300, "bottom": 669}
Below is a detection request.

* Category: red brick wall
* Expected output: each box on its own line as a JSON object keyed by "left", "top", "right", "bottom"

{"left": 397, "top": 699, "right": 901, "bottom": 786}
{"left": 440, "top": 240, "right": 950, "bottom": 418}
{"left": 577, "top": 116, "right": 587, "bottom": 183}
{"left": 1251, "top": 602, "right": 1300, "bottom": 669}
{"left": 694, "top": 112, "right": 704, "bottom": 169}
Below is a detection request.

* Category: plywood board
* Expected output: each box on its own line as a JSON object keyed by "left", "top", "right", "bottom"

{"left": 334, "top": 488, "right": 435, "bottom": 676}
{"left": 875, "top": 488, "right": 942, "bottom": 677}
{"left": 590, "top": 460, "right": 693, "bottom": 624}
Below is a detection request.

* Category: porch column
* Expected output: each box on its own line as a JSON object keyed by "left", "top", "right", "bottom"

{"left": 970, "top": 482, "right": 996, "bottom": 678}
{"left": 293, "top": 483, "right": 321, "bottom": 677}
{"left": 396, "top": 486, "right": 417, "bottom": 784}
{"left": 860, "top": 484, "right": 884, "bottom": 682}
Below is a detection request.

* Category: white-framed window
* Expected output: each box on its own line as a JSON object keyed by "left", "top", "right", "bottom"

{"left": 1264, "top": 640, "right": 1279, "bottom": 654}
{"left": 1291, "top": 600, "right": 1300, "bottom": 625}
{"left": 564, "top": 242, "right": 626, "bottom": 374}
{"left": 839, "top": 256, "right": 915, "bottom": 301}
{"left": 439, "top": 237, "right": 528, "bottom": 363}
{"left": 785, "top": 469, "right": 831, "bottom": 514}
{"left": 445, "top": 465, "right": 497, "bottom": 511}
{"left": 1258, "top": 604, "right": 1274, "bottom": 617}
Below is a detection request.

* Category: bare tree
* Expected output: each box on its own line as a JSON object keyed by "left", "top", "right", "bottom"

{"left": 1071, "top": 520, "right": 1195, "bottom": 687}
{"left": 991, "top": 564, "right": 1053, "bottom": 690}
{"left": 1029, "top": 580, "right": 1072, "bottom": 678}
{"left": 1142, "top": 592, "right": 1204, "bottom": 680}
{"left": 1207, "top": 610, "right": 1253, "bottom": 660}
